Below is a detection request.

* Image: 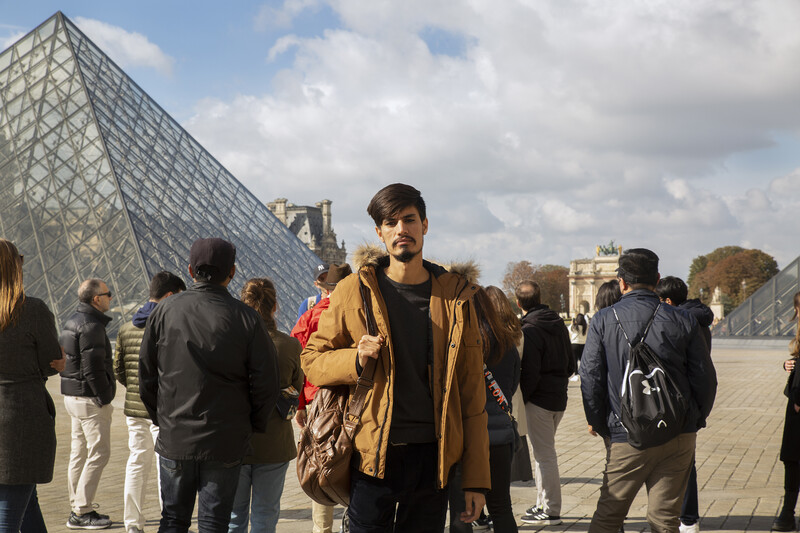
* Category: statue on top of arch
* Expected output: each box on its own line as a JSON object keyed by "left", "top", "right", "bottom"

{"left": 596, "top": 240, "right": 623, "bottom": 257}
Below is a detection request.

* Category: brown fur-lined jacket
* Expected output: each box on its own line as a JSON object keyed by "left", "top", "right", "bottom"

{"left": 301, "top": 245, "right": 491, "bottom": 491}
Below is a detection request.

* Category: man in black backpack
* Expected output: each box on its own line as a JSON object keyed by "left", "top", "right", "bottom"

{"left": 579, "top": 248, "right": 716, "bottom": 533}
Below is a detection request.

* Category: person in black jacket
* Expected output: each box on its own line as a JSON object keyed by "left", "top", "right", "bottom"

{"left": 656, "top": 276, "right": 714, "bottom": 533}
{"left": 580, "top": 249, "right": 716, "bottom": 533}
{"left": 515, "top": 280, "right": 574, "bottom": 527}
{"left": 773, "top": 291, "right": 800, "bottom": 532}
{"left": 139, "top": 237, "right": 279, "bottom": 533}
{"left": 60, "top": 278, "right": 116, "bottom": 529}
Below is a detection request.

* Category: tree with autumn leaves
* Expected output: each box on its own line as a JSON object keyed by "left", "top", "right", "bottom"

{"left": 502, "top": 261, "right": 569, "bottom": 313}
{"left": 687, "top": 246, "right": 779, "bottom": 314}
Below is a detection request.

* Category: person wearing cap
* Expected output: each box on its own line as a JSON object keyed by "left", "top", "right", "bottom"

{"left": 296, "top": 263, "right": 330, "bottom": 320}
{"left": 139, "top": 237, "right": 280, "bottom": 533}
{"left": 301, "top": 184, "right": 490, "bottom": 532}
{"left": 290, "top": 263, "right": 352, "bottom": 533}
{"left": 578, "top": 248, "right": 717, "bottom": 533}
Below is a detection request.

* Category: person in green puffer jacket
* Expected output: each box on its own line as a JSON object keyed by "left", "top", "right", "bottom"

{"left": 113, "top": 271, "right": 185, "bottom": 533}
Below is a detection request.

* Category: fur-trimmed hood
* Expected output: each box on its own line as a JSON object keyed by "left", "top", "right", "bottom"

{"left": 352, "top": 243, "right": 481, "bottom": 284}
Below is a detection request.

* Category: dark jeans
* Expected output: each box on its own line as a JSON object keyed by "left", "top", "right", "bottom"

{"left": 449, "top": 443, "right": 518, "bottom": 533}
{"left": 158, "top": 457, "right": 242, "bottom": 533}
{"left": 785, "top": 460, "right": 800, "bottom": 492}
{"left": 349, "top": 442, "right": 448, "bottom": 533}
{"left": 0, "top": 484, "right": 45, "bottom": 533}
{"left": 680, "top": 459, "right": 698, "bottom": 525}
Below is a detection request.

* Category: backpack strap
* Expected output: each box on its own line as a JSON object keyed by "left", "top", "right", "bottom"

{"left": 612, "top": 303, "right": 661, "bottom": 348}
{"left": 344, "top": 280, "right": 379, "bottom": 432}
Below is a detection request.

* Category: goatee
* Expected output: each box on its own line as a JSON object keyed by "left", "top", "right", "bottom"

{"left": 393, "top": 249, "right": 417, "bottom": 263}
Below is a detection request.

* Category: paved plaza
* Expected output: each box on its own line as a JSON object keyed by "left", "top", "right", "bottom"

{"left": 38, "top": 344, "right": 791, "bottom": 532}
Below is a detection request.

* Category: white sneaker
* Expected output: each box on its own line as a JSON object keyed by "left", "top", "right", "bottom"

{"left": 679, "top": 522, "right": 699, "bottom": 533}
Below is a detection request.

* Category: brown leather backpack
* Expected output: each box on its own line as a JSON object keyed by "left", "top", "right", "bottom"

{"left": 296, "top": 280, "right": 378, "bottom": 507}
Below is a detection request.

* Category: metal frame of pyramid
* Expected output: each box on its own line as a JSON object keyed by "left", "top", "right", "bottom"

{"left": 713, "top": 255, "right": 800, "bottom": 337}
{"left": 0, "top": 12, "right": 321, "bottom": 335}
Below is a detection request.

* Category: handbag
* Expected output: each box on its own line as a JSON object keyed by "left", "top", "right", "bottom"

{"left": 484, "top": 365, "right": 533, "bottom": 482}
{"left": 296, "top": 280, "right": 379, "bottom": 507}
{"left": 275, "top": 385, "right": 300, "bottom": 420}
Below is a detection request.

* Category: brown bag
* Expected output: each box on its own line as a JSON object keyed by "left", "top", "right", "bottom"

{"left": 296, "top": 280, "right": 379, "bottom": 507}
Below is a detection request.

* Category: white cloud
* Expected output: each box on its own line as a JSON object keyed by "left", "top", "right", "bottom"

{"left": 73, "top": 17, "right": 174, "bottom": 76}
{"left": 1, "top": 31, "right": 26, "bottom": 51}
{"left": 255, "top": 0, "right": 322, "bottom": 31}
{"left": 183, "top": 0, "right": 800, "bottom": 285}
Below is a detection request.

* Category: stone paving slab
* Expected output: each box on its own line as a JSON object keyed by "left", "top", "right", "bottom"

{"left": 37, "top": 345, "right": 791, "bottom": 532}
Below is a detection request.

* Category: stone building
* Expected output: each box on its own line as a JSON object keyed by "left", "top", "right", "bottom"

{"left": 267, "top": 198, "right": 347, "bottom": 266}
{"left": 568, "top": 243, "right": 622, "bottom": 316}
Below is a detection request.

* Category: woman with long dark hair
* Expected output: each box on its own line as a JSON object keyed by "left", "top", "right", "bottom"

{"left": 570, "top": 314, "right": 587, "bottom": 361}
{"left": 0, "top": 239, "right": 63, "bottom": 533}
{"left": 449, "top": 285, "right": 521, "bottom": 532}
{"left": 773, "top": 291, "right": 800, "bottom": 531}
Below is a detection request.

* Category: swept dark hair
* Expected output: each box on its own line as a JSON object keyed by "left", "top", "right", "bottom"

{"left": 655, "top": 276, "right": 688, "bottom": 306}
{"left": 366, "top": 183, "right": 426, "bottom": 226}
{"left": 617, "top": 247, "right": 659, "bottom": 287}
{"left": 149, "top": 271, "right": 186, "bottom": 300}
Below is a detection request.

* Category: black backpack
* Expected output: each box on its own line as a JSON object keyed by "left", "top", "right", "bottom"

{"left": 613, "top": 304, "right": 688, "bottom": 449}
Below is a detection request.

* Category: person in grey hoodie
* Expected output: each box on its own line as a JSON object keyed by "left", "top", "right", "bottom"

{"left": 114, "top": 271, "right": 185, "bottom": 533}
{"left": 515, "top": 280, "right": 575, "bottom": 527}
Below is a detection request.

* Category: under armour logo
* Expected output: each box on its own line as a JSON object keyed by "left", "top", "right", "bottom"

{"left": 642, "top": 381, "right": 661, "bottom": 395}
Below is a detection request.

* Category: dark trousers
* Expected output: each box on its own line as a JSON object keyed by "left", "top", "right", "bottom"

{"left": 449, "top": 443, "right": 518, "bottom": 533}
{"left": 349, "top": 442, "right": 448, "bottom": 533}
{"left": 158, "top": 457, "right": 242, "bottom": 533}
{"left": 680, "top": 459, "right": 699, "bottom": 525}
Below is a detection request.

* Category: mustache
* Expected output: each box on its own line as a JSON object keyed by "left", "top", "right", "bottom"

{"left": 393, "top": 236, "right": 416, "bottom": 247}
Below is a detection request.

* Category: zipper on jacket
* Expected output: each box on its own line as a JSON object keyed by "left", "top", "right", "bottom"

{"left": 438, "top": 279, "right": 471, "bottom": 487}
{"left": 363, "top": 269, "right": 393, "bottom": 478}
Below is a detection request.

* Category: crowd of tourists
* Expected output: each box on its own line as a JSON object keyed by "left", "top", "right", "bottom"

{"left": 0, "top": 183, "right": 799, "bottom": 533}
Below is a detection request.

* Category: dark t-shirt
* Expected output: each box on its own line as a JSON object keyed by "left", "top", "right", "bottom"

{"left": 377, "top": 268, "right": 435, "bottom": 444}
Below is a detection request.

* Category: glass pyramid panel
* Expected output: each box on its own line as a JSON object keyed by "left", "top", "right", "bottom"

{"left": 1, "top": 12, "right": 320, "bottom": 335}
{"left": 713, "top": 255, "right": 800, "bottom": 337}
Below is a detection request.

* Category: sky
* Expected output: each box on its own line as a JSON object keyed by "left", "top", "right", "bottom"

{"left": 2, "top": 0, "right": 800, "bottom": 288}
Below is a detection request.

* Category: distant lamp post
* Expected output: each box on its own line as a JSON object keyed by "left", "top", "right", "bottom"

{"left": 699, "top": 287, "right": 704, "bottom": 302}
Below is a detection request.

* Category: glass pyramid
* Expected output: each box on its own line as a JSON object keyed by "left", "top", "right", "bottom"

{"left": 713, "top": 255, "right": 800, "bottom": 337}
{"left": 0, "top": 12, "right": 321, "bottom": 335}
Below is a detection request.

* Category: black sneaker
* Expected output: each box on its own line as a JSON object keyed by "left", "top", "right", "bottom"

{"left": 66, "top": 511, "right": 112, "bottom": 530}
{"left": 522, "top": 505, "right": 543, "bottom": 519}
{"left": 773, "top": 515, "right": 798, "bottom": 532}
{"left": 520, "top": 509, "right": 562, "bottom": 526}
{"left": 472, "top": 515, "right": 492, "bottom": 531}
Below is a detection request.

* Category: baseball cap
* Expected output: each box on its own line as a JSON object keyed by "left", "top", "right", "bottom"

{"left": 313, "top": 263, "right": 330, "bottom": 281}
{"left": 190, "top": 238, "right": 236, "bottom": 275}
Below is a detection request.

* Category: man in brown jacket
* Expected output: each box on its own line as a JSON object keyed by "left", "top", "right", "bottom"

{"left": 302, "top": 183, "right": 490, "bottom": 533}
